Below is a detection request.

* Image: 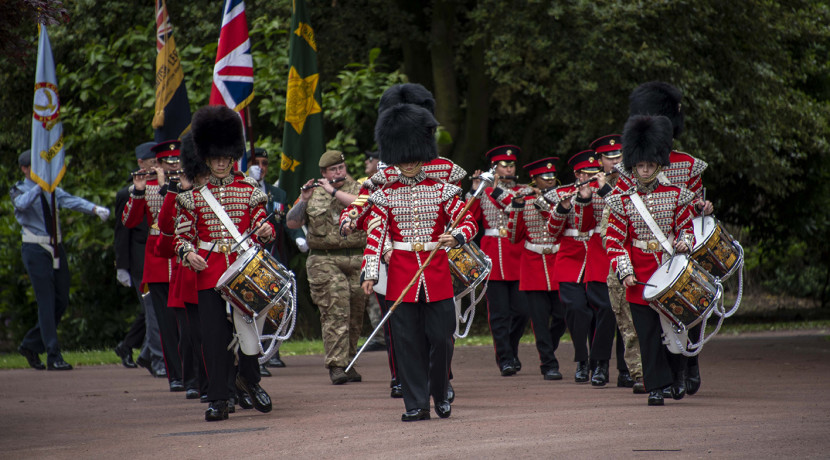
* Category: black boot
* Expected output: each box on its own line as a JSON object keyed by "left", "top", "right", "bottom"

{"left": 617, "top": 370, "right": 635, "bottom": 388}
{"left": 205, "top": 400, "right": 229, "bottom": 421}
{"left": 686, "top": 363, "right": 701, "bottom": 395}
{"left": 590, "top": 360, "right": 609, "bottom": 386}
{"left": 574, "top": 361, "right": 589, "bottom": 383}
{"left": 671, "top": 369, "right": 687, "bottom": 400}
{"left": 647, "top": 390, "right": 664, "bottom": 406}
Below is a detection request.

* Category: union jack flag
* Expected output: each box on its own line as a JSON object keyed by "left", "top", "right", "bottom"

{"left": 210, "top": 0, "right": 254, "bottom": 111}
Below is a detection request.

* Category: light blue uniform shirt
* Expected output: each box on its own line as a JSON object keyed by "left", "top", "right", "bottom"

{"left": 10, "top": 178, "right": 96, "bottom": 238}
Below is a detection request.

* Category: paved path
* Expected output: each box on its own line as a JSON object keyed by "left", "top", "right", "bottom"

{"left": 1, "top": 330, "right": 828, "bottom": 459}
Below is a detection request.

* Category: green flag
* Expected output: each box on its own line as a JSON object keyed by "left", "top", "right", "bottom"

{"left": 280, "top": 0, "right": 324, "bottom": 204}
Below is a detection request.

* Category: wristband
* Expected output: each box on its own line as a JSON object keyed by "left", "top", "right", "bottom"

{"left": 331, "top": 188, "right": 337, "bottom": 197}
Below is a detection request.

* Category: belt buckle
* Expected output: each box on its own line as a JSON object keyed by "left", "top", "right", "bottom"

{"left": 542, "top": 247, "right": 552, "bottom": 255}
{"left": 499, "top": 227, "right": 508, "bottom": 238}
{"left": 218, "top": 243, "right": 231, "bottom": 253}
{"left": 412, "top": 242, "right": 424, "bottom": 252}
{"left": 647, "top": 241, "right": 659, "bottom": 251}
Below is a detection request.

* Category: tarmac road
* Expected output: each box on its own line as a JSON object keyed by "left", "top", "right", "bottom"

{"left": 1, "top": 330, "right": 828, "bottom": 459}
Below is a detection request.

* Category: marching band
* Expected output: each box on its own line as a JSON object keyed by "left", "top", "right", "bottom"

{"left": 102, "top": 81, "right": 743, "bottom": 421}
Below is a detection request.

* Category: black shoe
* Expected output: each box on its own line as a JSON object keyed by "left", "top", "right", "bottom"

{"left": 686, "top": 364, "right": 701, "bottom": 395}
{"left": 543, "top": 368, "right": 563, "bottom": 381}
{"left": 500, "top": 362, "right": 517, "bottom": 376}
{"left": 47, "top": 359, "right": 73, "bottom": 371}
{"left": 632, "top": 379, "right": 646, "bottom": 394}
{"left": 648, "top": 390, "right": 665, "bottom": 406}
{"left": 205, "top": 400, "right": 229, "bottom": 421}
{"left": 227, "top": 396, "right": 237, "bottom": 414}
{"left": 136, "top": 356, "right": 154, "bottom": 376}
{"left": 259, "top": 364, "right": 272, "bottom": 377}
{"left": 152, "top": 364, "right": 167, "bottom": 378}
{"left": 113, "top": 342, "right": 137, "bottom": 368}
{"left": 662, "top": 386, "right": 673, "bottom": 399}
{"left": 18, "top": 346, "right": 45, "bottom": 370}
{"left": 390, "top": 383, "right": 403, "bottom": 398}
{"left": 186, "top": 389, "right": 200, "bottom": 400}
{"left": 235, "top": 375, "right": 272, "bottom": 413}
{"left": 169, "top": 379, "right": 185, "bottom": 392}
{"left": 267, "top": 352, "right": 286, "bottom": 368}
{"left": 513, "top": 357, "right": 522, "bottom": 372}
{"left": 401, "top": 408, "right": 430, "bottom": 422}
{"left": 671, "top": 370, "right": 687, "bottom": 400}
{"left": 200, "top": 393, "right": 209, "bottom": 403}
{"left": 237, "top": 390, "right": 254, "bottom": 409}
{"left": 446, "top": 382, "right": 455, "bottom": 403}
{"left": 574, "top": 361, "right": 589, "bottom": 383}
{"left": 617, "top": 370, "right": 635, "bottom": 388}
{"left": 434, "top": 400, "right": 451, "bottom": 419}
{"left": 591, "top": 361, "right": 609, "bottom": 386}
{"left": 329, "top": 367, "right": 348, "bottom": 385}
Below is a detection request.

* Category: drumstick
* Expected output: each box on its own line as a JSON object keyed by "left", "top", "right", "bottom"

{"left": 229, "top": 210, "right": 277, "bottom": 254}
{"left": 634, "top": 281, "right": 658, "bottom": 288}
{"left": 203, "top": 241, "right": 218, "bottom": 262}
{"left": 701, "top": 188, "right": 707, "bottom": 234}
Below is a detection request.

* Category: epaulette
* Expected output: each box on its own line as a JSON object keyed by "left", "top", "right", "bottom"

{"left": 604, "top": 192, "right": 625, "bottom": 215}
{"left": 677, "top": 187, "right": 696, "bottom": 207}
{"left": 249, "top": 187, "right": 268, "bottom": 207}
{"left": 240, "top": 176, "right": 259, "bottom": 188}
{"left": 176, "top": 189, "right": 195, "bottom": 211}
{"left": 446, "top": 161, "right": 467, "bottom": 184}
{"left": 441, "top": 183, "right": 463, "bottom": 201}
{"left": 368, "top": 189, "right": 389, "bottom": 207}
{"left": 689, "top": 155, "right": 708, "bottom": 177}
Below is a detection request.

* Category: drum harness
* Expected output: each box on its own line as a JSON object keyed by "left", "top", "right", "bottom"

{"left": 202, "top": 187, "right": 297, "bottom": 362}
{"left": 629, "top": 193, "right": 726, "bottom": 357}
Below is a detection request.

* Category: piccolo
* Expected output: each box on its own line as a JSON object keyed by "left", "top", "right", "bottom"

{"left": 130, "top": 170, "right": 157, "bottom": 178}
{"left": 469, "top": 174, "right": 518, "bottom": 181}
{"left": 301, "top": 176, "right": 346, "bottom": 191}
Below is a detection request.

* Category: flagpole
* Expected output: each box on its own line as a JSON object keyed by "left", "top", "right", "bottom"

{"left": 245, "top": 105, "right": 256, "bottom": 161}
{"left": 50, "top": 192, "right": 58, "bottom": 265}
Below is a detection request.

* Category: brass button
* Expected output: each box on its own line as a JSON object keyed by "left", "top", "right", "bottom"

{"left": 219, "top": 243, "right": 231, "bottom": 253}
{"left": 412, "top": 242, "right": 424, "bottom": 252}
{"left": 542, "top": 247, "right": 552, "bottom": 254}
{"left": 499, "top": 227, "right": 508, "bottom": 238}
{"left": 647, "top": 241, "right": 659, "bottom": 251}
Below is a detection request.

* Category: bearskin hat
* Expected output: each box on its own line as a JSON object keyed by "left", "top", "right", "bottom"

{"left": 375, "top": 103, "right": 438, "bottom": 165}
{"left": 191, "top": 105, "right": 245, "bottom": 161}
{"left": 621, "top": 115, "right": 673, "bottom": 170}
{"left": 629, "top": 81, "right": 684, "bottom": 139}
{"left": 378, "top": 83, "right": 435, "bottom": 115}
{"left": 180, "top": 131, "right": 208, "bottom": 182}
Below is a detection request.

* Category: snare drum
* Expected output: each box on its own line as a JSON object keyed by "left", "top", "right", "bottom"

{"left": 691, "top": 216, "right": 743, "bottom": 281}
{"left": 447, "top": 242, "right": 491, "bottom": 297}
{"left": 643, "top": 254, "right": 721, "bottom": 330}
{"left": 215, "top": 247, "right": 293, "bottom": 318}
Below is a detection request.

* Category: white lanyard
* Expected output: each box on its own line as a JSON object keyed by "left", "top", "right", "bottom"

{"left": 201, "top": 186, "right": 250, "bottom": 252}
{"left": 629, "top": 193, "right": 673, "bottom": 254}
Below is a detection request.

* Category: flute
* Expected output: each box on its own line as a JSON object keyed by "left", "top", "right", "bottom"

{"left": 130, "top": 170, "right": 158, "bottom": 178}
{"left": 301, "top": 176, "right": 346, "bottom": 191}
{"left": 469, "top": 174, "right": 518, "bottom": 181}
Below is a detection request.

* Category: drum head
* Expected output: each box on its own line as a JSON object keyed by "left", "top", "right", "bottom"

{"left": 216, "top": 247, "right": 258, "bottom": 286}
{"left": 692, "top": 216, "right": 716, "bottom": 251}
{"left": 644, "top": 254, "right": 689, "bottom": 301}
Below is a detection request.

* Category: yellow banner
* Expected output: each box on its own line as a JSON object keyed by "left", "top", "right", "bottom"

{"left": 153, "top": 36, "right": 184, "bottom": 129}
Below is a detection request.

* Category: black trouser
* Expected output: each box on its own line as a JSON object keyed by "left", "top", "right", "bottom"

{"left": 524, "top": 290, "right": 567, "bottom": 373}
{"left": 185, "top": 302, "right": 208, "bottom": 396}
{"left": 615, "top": 327, "right": 627, "bottom": 372}
{"left": 389, "top": 297, "right": 455, "bottom": 412}
{"left": 198, "top": 290, "right": 259, "bottom": 402}
{"left": 174, "top": 307, "right": 200, "bottom": 392}
{"left": 485, "top": 280, "right": 528, "bottom": 367}
{"left": 376, "top": 293, "right": 398, "bottom": 382}
{"left": 687, "top": 324, "right": 701, "bottom": 372}
{"left": 585, "top": 281, "right": 618, "bottom": 362}
{"left": 629, "top": 302, "right": 687, "bottom": 392}
{"left": 149, "top": 282, "right": 182, "bottom": 382}
{"left": 559, "top": 282, "right": 593, "bottom": 362}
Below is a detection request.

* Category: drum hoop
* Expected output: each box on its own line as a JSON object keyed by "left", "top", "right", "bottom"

{"left": 644, "top": 255, "right": 690, "bottom": 301}
{"left": 216, "top": 247, "right": 259, "bottom": 286}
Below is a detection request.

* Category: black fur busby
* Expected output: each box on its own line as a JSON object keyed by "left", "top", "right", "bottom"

{"left": 180, "top": 131, "right": 208, "bottom": 182}
{"left": 629, "top": 81, "right": 684, "bottom": 139}
{"left": 378, "top": 83, "right": 436, "bottom": 115}
{"left": 191, "top": 105, "right": 245, "bottom": 161}
{"left": 621, "top": 115, "right": 673, "bottom": 170}
{"left": 375, "top": 103, "right": 438, "bottom": 165}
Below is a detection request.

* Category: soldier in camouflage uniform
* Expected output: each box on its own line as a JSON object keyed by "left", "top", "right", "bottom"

{"left": 286, "top": 150, "right": 367, "bottom": 385}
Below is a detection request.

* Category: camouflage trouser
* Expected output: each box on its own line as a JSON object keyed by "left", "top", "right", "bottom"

{"left": 607, "top": 267, "right": 643, "bottom": 380}
{"left": 307, "top": 253, "right": 367, "bottom": 368}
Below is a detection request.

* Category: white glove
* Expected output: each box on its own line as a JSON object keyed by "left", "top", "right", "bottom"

{"left": 248, "top": 165, "right": 262, "bottom": 181}
{"left": 116, "top": 269, "right": 131, "bottom": 287}
{"left": 95, "top": 206, "right": 111, "bottom": 221}
{"left": 295, "top": 237, "right": 309, "bottom": 253}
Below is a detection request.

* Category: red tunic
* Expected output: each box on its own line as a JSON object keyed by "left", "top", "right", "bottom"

{"left": 582, "top": 182, "right": 615, "bottom": 283}
{"left": 468, "top": 183, "right": 524, "bottom": 281}
{"left": 174, "top": 173, "right": 273, "bottom": 291}
{"left": 121, "top": 179, "right": 172, "bottom": 284}
{"left": 155, "top": 187, "right": 197, "bottom": 307}
{"left": 614, "top": 151, "right": 708, "bottom": 207}
{"left": 506, "top": 189, "right": 563, "bottom": 291}
{"left": 541, "top": 185, "right": 593, "bottom": 283}
{"left": 360, "top": 171, "right": 477, "bottom": 303}
{"left": 604, "top": 179, "right": 696, "bottom": 304}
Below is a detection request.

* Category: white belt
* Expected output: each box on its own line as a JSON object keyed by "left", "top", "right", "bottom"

{"left": 632, "top": 235, "right": 674, "bottom": 252}
{"left": 22, "top": 234, "right": 61, "bottom": 244}
{"left": 392, "top": 241, "right": 440, "bottom": 252}
{"left": 198, "top": 239, "right": 238, "bottom": 254}
{"left": 484, "top": 228, "right": 508, "bottom": 237}
{"left": 149, "top": 229, "right": 161, "bottom": 236}
{"left": 563, "top": 229, "right": 594, "bottom": 238}
{"left": 524, "top": 241, "right": 560, "bottom": 255}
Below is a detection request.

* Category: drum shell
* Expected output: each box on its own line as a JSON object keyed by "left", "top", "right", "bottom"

{"left": 645, "top": 258, "right": 719, "bottom": 329}
{"left": 691, "top": 217, "right": 741, "bottom": 281}
{"left": 215, "top": 248, "right": 292, "bottom": 317}
{"left": 447, "top": 242, "right": 490, "bottom": 296}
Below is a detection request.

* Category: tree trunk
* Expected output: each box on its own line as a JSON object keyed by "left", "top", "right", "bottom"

{"left": 394, "top": 0, "right": 433, "bottom": 89}
{"left": 455, "top": 37, "right": 489, "bottom": 169}
{"left": 429, "top": 0, "right": 460, "bottom": 157}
